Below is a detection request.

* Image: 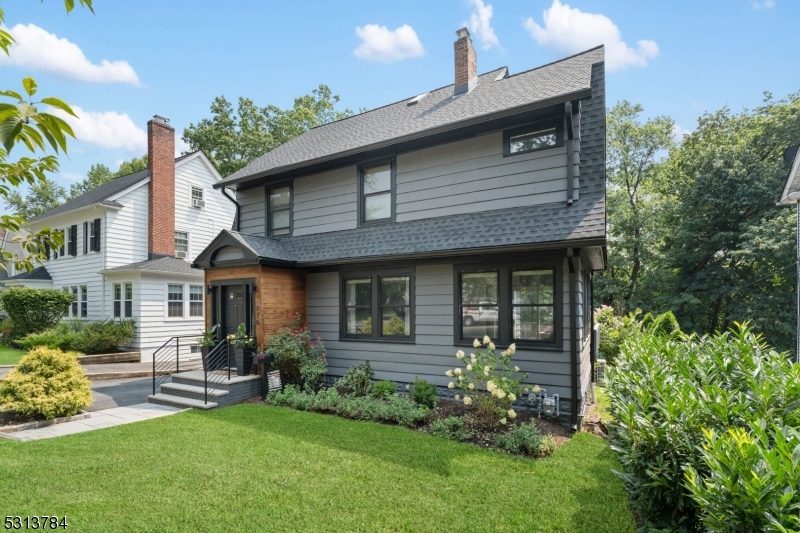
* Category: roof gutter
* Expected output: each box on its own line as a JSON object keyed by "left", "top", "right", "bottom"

{"left": 215, "top": 88, "right": 593, "bottom": 189}
{"left": 220, "top": 187, "right": 240, "bottom": 231}
{"left": 29, "top": 201, "right": 124, "bottom": 227}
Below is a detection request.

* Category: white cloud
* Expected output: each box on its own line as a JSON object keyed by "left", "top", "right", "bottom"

{"left": 523, "top": 0, "right": 659, "bottom": 72}
{"left": 175, "top": 135, "right": 190, "bottom": 157}
{"left": 353, "top": 24, "right": 425, "bottom": 63}
{"left": 49, "top": 105, "right": 146, "bottom": 151}
{"left": 752, "top": 0, "right": 775, "bottom": 9}
{"left": 467, "top": 0, "right": 499, "bottom": 50}
{"left": 672, "top": 124, "right": 691, "bottom": 142}
{"left": 0, "top": 23, "right": 139, "bottom": 85}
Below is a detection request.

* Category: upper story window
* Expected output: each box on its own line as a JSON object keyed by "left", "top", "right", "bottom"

{"left": 175, "top": 231, "right": 189, "bottom": 259}
{"left": 88, "top": 218, "right": 101, "bottom": 252}
{"left": 268, "top": 185, "right": 291, "bottom": 236}
{"left": 359, "top": 161, "right": 394, "bottom": 224}
{"left": 456, "top": 264, "right": 559, "bottom": 347}
{"left": 191, "top": 186, "right": 205, "bottom": 208}
{"left": 503, "top": 121, "right": 563, "bottom": 157}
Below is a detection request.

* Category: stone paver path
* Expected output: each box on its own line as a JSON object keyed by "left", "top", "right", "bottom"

{"left": 2, "top": 403, "right": 185, "bottom": 442}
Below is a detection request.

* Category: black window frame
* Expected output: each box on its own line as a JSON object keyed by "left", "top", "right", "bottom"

{"left": 339, "top": 267, "right": 415, "bottom": 343}
{"left": 266, "top": 181, "right": 293, "bottom": 237}
{"left": 357, "top": 158, "right": 396, "bottom": 226}
{"left": 454, "top": 260, "right": 562, "bottom": 350}
{"left": 502, "top": 118, "right": 564, "bottom": 157}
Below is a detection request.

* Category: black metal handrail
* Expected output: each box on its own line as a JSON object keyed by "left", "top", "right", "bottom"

{"left": 202, "top": 337, "right": 256, "bottom": 404}
{"left": 152, "top": 335, "right": 205, "bottom": 396}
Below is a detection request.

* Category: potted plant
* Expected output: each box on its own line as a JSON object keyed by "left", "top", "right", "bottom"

{"left": 227, "top": 323, "right": 255, "bottom": 376}
{"left": 197, "top": 325, "right": 218, "bottom": 372}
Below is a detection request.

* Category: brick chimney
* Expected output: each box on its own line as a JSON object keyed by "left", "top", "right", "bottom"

{"left": 147, "top": 115, "right": 175, "bottom": 258}
{"left": 454, "top": 27, "right": 477, "bottom": 96}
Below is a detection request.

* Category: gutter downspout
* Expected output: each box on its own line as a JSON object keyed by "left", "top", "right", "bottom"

{"left": 221, "top": 187, "right": 240, "bottom": 232}
{"left": 565, "top": 101, "right": 574, "bottom": 206}
{"left": 567, "top": 248, "right": 579, "bottom": 429}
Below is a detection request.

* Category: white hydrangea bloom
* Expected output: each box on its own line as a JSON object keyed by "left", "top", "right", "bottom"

{"left": 468, "top": 383, "right": 475, "bottom": 390}
{"left": 508, "top": 393, "right": 516, "bottom": 402}
{"left": 454, "top": 394, "right": 460, "bottom": 401}
{"left": 508, "top": 343, "right": 516, "bottom": 355}
{"left": 488, "top": 342, "right": 496, "bottom": 351}
{"left": 473, "top": 339, "right": 481, "bottom": 348}
{"left": 487, "top": 381, "right": 497, "bottom": 392}
{"left": 484, "top": 366, "right": 491, "bottom": 375}
{"left": 470, "top": 354, "right": 477, "bottom": 364}
{"left": 495, "top": 389, "right": 506, "bottom": 400}
{"left": 445, "top": 370, "right": 453, "bottom": 377}
{"left": 466, "top": 364, "right": 473, "bottom": 371}
{"left": 514, "top": 366, "right": 520, "bottom": 372}
{"left": 483, "top": 335, "right": 491, "bottom": 345}
{"left": 454, "top": 368, "right": 462, "bottom": 376}
{"left": 532, "top": 385, "right": 541, "bottom": 394}
{"left": 456, "top": 350, "right": 465, "bottom": 360}
{"left": 463, "top": 396, "right": 473, "bottom": 406}
{"left": 507, "top": 409, "right": 516, "bottom": 419}
{"left": 448, "top": 382, "right": 455, "bottom": 389}
{"left": 500, "top": 417, "right": 507, "bottom": 425}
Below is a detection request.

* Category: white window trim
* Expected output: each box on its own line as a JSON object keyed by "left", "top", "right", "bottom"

{"left": 80, "top": 285, "right": 88, "bottom": 318}
{"left": 113, "top": 282, "right": 134, "bottom": 318}
{"left": 174, "top": 230, "right": 191, "bottom": 260}
{"left": 189, "top": 183, "right": 205, "bottom": 209}
{"left": 189, "top": 284, "right": 205, "bottom": 318}
{"left": 164, "top": 283, "right": 205, "bottom": 320}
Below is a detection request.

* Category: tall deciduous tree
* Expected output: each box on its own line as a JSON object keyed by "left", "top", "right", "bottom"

{"left": 67, "top": 155, "right": 147, "bottom": 199}
{"left": 182, "top": 85, "right": 355, "bottom": 177}
{"left": 595, "top": 101, "right": 674, "bottom": 312}
{"left": 659, "top": 93, "right": 800, "bottom": 350}
{"left": 4, "top": 178, "right": 66, "bottom": 220}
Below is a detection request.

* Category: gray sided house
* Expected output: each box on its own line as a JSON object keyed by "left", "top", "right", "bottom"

{"left": 194, "top": 30, "right": 606, "bottom": 425}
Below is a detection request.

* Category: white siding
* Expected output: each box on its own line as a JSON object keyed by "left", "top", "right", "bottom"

{"left": 307, "top": 264, "right": 573, "bottom": 398}
{"left": 106, "top": 181, "right": 148, "bottom": 268}
{"left": 175, "top": 155, "right": 236, "bottom": 260}
{"left": 293, "top": 166, "right": 357, "bottom": 236}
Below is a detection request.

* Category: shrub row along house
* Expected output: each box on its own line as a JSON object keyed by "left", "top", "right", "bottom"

{"left": 191, "top": 29, "right": 607, "bottom": 424}
{"left": 4, "top": 119, "right": 236, "bottom": 359}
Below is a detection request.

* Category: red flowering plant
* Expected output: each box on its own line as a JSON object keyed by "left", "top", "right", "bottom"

{"left": 265, "top": 313, "right": 327, "bottom": 391}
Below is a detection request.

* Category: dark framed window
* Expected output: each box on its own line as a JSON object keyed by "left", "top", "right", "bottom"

{"left": 267, "top": 184, "right": 291, "bottom": 236}
{"left": 503, "top": 119, "right": 563, "bottom": 157}
{"left": 59, "top": 228, "right": 65, "bottom": 257}
{"left": 455, "top": 263, "right": 560, "bottom": 348}
{"left": 168, "top": 284, "right": 184, "bottom": 318}
{"left": 358, "top": 160, "right": 394, "bottom": 225}
{"left": 80, "top": 285, "right": 88, "bottom": 318}
{"left": 89, "top": 218, "right": 101, "bottom": 252}
{"left": 70, "top": 286, "right": 78, "bottom": 317}
{"left": 341, "top": 268, "right": 414, "bottom": 342}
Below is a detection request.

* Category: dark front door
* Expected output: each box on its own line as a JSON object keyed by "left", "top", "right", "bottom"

{"left": 223, "top": 284, "right": 246, "bottom": 336}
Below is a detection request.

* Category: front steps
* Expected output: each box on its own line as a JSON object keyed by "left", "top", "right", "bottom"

{"left": 147, "top": 369, "right": 262, "bottom": 410}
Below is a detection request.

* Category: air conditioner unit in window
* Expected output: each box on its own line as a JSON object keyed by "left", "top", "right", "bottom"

{"left": 176, "top": 251, "right": 187, "bottom": 259}
{"left": 192, "top": 198, "right": 205, "bottom": 208}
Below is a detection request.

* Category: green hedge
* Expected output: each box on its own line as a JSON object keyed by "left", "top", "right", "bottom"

{"left": 0, "top": 288, "right": 73, "bottom": 341}
{"left": 18, "top": 319, "right": 136, "bottom": 354}
{"left": 606, "top": 324, "right": 800, "bottom": 532}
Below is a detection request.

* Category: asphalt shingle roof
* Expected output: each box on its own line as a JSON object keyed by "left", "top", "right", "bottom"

{"left": 30, "top": 169, "right": 150, "bottom": 223}
{"left": 102, "top": 256, "right": 197, "bottom": 274}
{"left": 6, "top": 265, "right": 52, "bottom": 281}
{"left": 219, "top": 46, "right": 603, "bottom": 187}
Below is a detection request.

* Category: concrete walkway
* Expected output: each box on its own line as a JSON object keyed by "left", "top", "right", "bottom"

{"left": 1, "top": 403, "right": 185, "bottom": 442}
{"left": 0, "top": 362, "right": 156, "bottom": 381}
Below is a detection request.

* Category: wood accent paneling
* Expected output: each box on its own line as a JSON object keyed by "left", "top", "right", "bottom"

{"left": 205, "top": 265, "right": 307, "bottom": 349}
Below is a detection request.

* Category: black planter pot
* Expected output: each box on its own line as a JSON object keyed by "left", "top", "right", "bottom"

{"left": 200, "top": 346, "right": 210, "bottom": 371}
{"left": 235, "top": 347, "right": 254, "bottom": 376}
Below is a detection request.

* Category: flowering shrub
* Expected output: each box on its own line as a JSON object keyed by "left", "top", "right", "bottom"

{"left": 266, "top": 314, "right": 327, "bottom": 392}
{"left": 445, "top": 335, "right": 528, "bottom": 426}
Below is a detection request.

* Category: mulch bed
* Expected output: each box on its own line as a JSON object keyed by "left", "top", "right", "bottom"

{"left": 0, "top": 410, "right": 43, "bottom": 428}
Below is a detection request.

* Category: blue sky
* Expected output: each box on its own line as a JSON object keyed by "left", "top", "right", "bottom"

{"left": 1, "top": 0, "right": 797, "bottom": 209}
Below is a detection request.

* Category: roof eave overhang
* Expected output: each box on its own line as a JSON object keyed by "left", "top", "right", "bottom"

{"left": 30, "top": 201, "right": 124, "bottom": 227}
{"left": 215, "top": 88, "right": 592, "bottom": 190}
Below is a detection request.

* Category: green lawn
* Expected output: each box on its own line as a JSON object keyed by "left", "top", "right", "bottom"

{"left": 0, "top": 404, "right": 635, "bottom": 532}
{"left": 594, "top": 386, "right": 614, "bottom": 424}
{"left": 0, "top": 344, "right": 25, "bottom": 365}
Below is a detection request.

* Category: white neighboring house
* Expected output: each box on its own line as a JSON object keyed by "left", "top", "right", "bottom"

{"left": 5, "top": 116, "right": 237, "bottom": 360}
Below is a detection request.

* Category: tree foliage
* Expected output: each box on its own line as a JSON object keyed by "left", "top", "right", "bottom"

{"left": 4, "top": 177, "right": 66, "bottom": 219}
{"left": 0, "top": 1, "right": 93, "bottom": 273}
{"left": 182, "top": 85, "right": 355, "bottom": 177}
{"left": 67, "top": 155, "right": 147, "bottom": 199}
{"left": 0, "top": 287, "right": 74, "bottom": 340}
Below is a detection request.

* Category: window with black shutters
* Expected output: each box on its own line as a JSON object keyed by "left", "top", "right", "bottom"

{"left": 69, "top": 225, "right": 77, "bottom": 256}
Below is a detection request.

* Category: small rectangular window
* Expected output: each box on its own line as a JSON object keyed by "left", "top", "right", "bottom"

{"left": 175, "top": 232, "right": 189, "bottom": 258}
{"left": 503, "top": 121, "right": 563, "bottom": 156}
{"left": 189, "top": 285, "right": 203, "bottom": 317}
{"left": 360, "top": 163, "right": 393, "bottom": 223}
{"left": 191, "top": 186, "right": 204, "bottom": 201}
{"left": 80, "top": 285, "right": 88, "bottom": 318}
{"left": 113, "top": 283, "right": 122, "bottom": 318}
{"left": 268, "top": 186, "right": 291, "bottom": 236}
{"left": 168, "top": 284, "right": 184, "bottom": 318}
{"left": 125, "top": 283, "right": 133, "bottom": 318}
{"left": 71, "top": 286, "right": 78, "bottom": 317}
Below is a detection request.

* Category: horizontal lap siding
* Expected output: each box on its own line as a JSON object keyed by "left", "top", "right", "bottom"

{"left": 106, "top": 183, "right": 148, "bottom": 268}
{"left": 307, "top": 264, "right": 573, "bottom": 397}
{"left": 237, "top": 186, "right": 265, "bottom": 237}
{"left": 395, "top": 131, "right": 580, "bottom": 222}
{"left": 293, "top": 167, "right": 357, "bottom": 236}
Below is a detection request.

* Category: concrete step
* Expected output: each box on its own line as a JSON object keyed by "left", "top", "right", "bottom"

{"left": 160, "top": 382, "right": 229, "bottom": 401}
{"left": 147, "top": 393, "right": 218, "bottom": 410}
